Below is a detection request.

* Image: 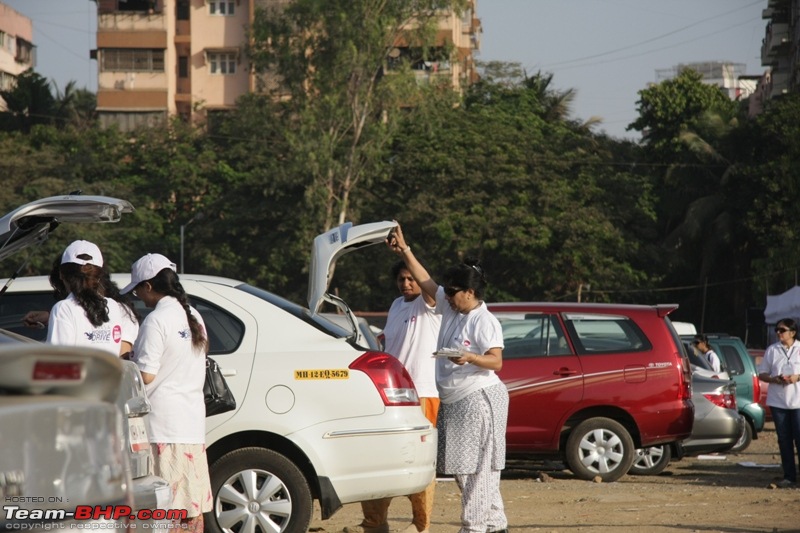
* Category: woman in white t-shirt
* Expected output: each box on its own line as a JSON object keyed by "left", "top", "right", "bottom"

{"left": 758, "top": 318, "right": 800, "bottom": 488}
{"left": 387, "top": 224, "right": 509, "bottom": 533}
{"left": 46, "top": 240, "right": 125, "bottom": 357}
{"left": 120, "top": 253, "right": 211, "bottom": 532}
{"left": 28, "top": 251, "right": 139, "bottom": 356}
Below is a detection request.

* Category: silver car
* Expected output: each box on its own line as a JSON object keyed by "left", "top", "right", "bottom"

{"left": 631, "top": 373, "right": 743, "bottom": 475}
{"left": 0, "top": 195, "right": 171, "bottom": 522}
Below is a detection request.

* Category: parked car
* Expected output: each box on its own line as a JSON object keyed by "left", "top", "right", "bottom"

{"left": 488, "top": 303, "right": 694, "bottom": 482}
{"left": 2, "top": 221, "right": 437, "bottom": 532}
{"left": 0, "top": 194, "right": 172, "bottom": 520}
{"left": 680, "top": 333, "right": 765, "bottom": 452}
{"left": 630, "top": 373, "right": 743, "bottom": 475}
{"left": 0, "top": 344, "right": 132, "bottom": 529}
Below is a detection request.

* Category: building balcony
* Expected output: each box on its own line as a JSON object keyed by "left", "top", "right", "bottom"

{"left": 98, "top": 11, "right": 167, "bottom": 32}
{"left": 761, "top": 22, "right": 790, "bottom": 65}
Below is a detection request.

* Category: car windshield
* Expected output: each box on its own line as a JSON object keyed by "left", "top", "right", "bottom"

{"left": 236, "top": 283, "right": 351, "bottom": 340}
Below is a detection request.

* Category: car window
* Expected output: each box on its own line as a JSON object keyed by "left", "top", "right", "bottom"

{"left": 685, "top": 342, "right": 713, "bottom": 370}
{"left": 500, "top": 314, "right": 570, "bottom": 359}
{"left": 716, "top": 343, "right": 744, "bottom": 376}
{"left": 563, "top": 313, "right": 652, "bottom": 354}
{"left": 237, "top": 283, "right": 351, "bottom": 340}
{"left": 131, "top": 296, "right": 244, "bottom": 355}
{"left": 0, "top": 291, "right": 55, "bottom": 342}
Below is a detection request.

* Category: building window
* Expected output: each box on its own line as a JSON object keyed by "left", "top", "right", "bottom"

{"left": 178, "top": 56, "right": 189, "bottom": 78}
{"left": 0, "top": 72, "right": 15, "bottom": 91}
{"left": 208, "top": 52, "right": 236, "bottom": 75}
{"left": 177, "top": 0, "right": 190, "bottom": 20}
{"left": 0, "top": 31, "right": 5, "bottom": 49}
{"left": 100, "top": 49, "right": 165, "bottom": 72}
{"left": 209, "top": 1, "right": 235, "bottom": 16}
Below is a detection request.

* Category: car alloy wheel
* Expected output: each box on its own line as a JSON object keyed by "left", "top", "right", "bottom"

{"left": 205, "top": 447, "right": 312, "bottom": 533}
{"left": 629, "top": 445, "right": 672, "bottom": 476}
{"left": 565, "top": 417, "right": 635, "bottom": 482}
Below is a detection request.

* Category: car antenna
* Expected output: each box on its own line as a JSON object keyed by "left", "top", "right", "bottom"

{"left": 67, "top": 190, "right": 82, "bottom": 196}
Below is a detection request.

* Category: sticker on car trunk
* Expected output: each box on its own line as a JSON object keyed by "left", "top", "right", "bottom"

{"left": 128, "top": 416, "right": 149, "bottom": 452}
{"left": 294, "top": 369, "right": 349, "bottom": 380}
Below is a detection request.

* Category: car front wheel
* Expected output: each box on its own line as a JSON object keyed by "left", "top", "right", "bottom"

{"left": 205, "top": 447, "right": 313, "bottom": 533}
{"left": 629, "top": 445, "right": 672, "bottom": 476}
{"left": 565, "top": 417, "right": 635, "bottom": 482}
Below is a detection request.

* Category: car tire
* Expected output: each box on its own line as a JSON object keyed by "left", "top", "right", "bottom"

{"left": 205, "top": 447, "right": 313, "bottom": 533}
{"left": 629, "top": 445, "right": 672, "bottom": 476}
{"left": 729, "top": 420, "right": 753, "bottom": 453}
{"left": 565, "top": 417, "right": 635, "bottom": 482}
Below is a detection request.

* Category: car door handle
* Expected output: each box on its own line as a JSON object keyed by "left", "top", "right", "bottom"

{"left": 553, "top": 368, "right": 579, "bottom": 376}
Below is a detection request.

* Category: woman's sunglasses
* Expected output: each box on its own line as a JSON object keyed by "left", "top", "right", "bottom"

{"left": 444, "top": 286, "right": 465, "bottom": 297}
{"left": 775, "top": 327, "right": 790, "bottom": 334}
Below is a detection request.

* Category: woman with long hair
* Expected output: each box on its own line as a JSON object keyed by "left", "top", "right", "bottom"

{"left": 46, "top": 240, "right": 125, "bottom": 356}
{"left": 120, "top": 253, "right": 211, "bottom": 532}
{"left": 27, "top": 251, "right": 139, "bottom": 356}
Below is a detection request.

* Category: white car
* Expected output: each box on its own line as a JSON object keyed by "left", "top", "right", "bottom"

{"left": 2, "top": 221, "right": 437, "bottom": 532}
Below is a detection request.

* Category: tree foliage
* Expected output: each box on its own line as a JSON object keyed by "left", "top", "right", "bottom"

{"left": 248, "top": 0, "right": 468, "bottom": 231}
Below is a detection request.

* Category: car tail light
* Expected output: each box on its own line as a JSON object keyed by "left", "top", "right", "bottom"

{"left": 679, "top": 353, "right": 692, "bottom": 400}
{"left": 703, "top": 389, "right": 737, "bottom": 410}
{"left": 752, "top": 374, "right": 761, "bottom": 404}
{"left": 350, "top": 351, "right": 420, "bottom": 406}
{"left": 33, "top": 361, "right": 83, "bottom": 381}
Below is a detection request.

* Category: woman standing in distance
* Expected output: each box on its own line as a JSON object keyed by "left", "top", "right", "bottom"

{"left": 120, "top": 253, "right": 212, "bottom": 531}
{"left": 387, "top": 224, "right": 509, "bottom": 533}
{"left": 758, "top": 318, "right": 800, "bottom": 488}
{"left": 46, "top": 240, "right": 125, "bottom": 356}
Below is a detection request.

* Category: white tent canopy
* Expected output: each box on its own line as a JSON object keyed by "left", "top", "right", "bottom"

{"left": 764, "top": 285, "right": 800, "bottom": 324}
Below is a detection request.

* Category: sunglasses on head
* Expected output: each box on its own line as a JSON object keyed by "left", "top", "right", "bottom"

{"left": 443, "top": 286, "right": 465, "bottom": 297}
{"left": 776, "top": 327, "right": 790, "bottom": 334}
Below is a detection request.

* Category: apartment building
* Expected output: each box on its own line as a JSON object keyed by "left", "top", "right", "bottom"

{"left": 0, "top": 3, "right": 35, "bottom": 110}
{"left": 92, "top": 0, "right": 480, "bottom": 131}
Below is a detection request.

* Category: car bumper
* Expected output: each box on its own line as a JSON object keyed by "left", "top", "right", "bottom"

{"left": 291, "top": 414, "right": 437, "bottom": 504}
{"left": 680, "top": 408, "right": 744, "bottom": 456}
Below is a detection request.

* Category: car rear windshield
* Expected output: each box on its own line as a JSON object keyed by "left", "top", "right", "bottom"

{"left": 563, "top": 313, "right": 652, "bottom": 354}
{"left": 236, "top": 283, "right": 350, "bottom": 340}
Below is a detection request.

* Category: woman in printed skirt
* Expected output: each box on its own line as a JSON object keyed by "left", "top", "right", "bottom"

{"left": 387, "top": 224, "right": 509, "bottom": 533}
{"left": 120, "top": 253, "right": 212, "bottom": 531}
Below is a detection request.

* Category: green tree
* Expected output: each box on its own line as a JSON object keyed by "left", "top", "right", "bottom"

{"left": 248, "top": 0, "right": 469, "bottom": 232}
{"left": 0, "top": 69, "right": 57, "bottom": 133}
{"left": 629, "top": 69, "right": 737, "bottom": 155}
{"left": 347, "top": 73, "right": 655, "bottom": 310}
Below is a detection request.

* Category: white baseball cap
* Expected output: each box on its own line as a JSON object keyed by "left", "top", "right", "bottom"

{"left": 61, "top": 240, "right": 104, "bottom": 267}
{"left": 120, "top": 253, "right": 177, "bottom": 294}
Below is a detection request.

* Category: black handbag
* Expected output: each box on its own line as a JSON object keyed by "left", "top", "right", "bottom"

{"left": 204, "top": 356, "right": 236, "bottom": 417}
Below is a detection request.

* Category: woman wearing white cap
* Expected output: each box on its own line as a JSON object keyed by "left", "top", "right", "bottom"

{"left": 46, "top": 240, "right": 126, "bottom": 356}
{"left": 120, "top": 253, "right": 211, "bottom": 532}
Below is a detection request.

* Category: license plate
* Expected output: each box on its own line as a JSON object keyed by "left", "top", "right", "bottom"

{"left": 128, "top": 417, "right": 149, "bottom": 453}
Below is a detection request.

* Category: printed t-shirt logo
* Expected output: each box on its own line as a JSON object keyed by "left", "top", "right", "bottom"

{"left": 84, "top": 326, "right": 115, "bottom": 343}
{"left": 113, "top": 325, "right": 122, "bottom": 343}
{"left": 179, "top": 328, "right": 191, "bottom": 339}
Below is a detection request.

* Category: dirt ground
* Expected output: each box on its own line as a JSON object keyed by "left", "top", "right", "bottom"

{"left": 308, "top": 421, "right": 800, "bottom": 533}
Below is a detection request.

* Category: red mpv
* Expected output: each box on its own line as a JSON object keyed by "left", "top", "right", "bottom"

{"left": 488, "top": 302, "right": 694, "bottom": 482}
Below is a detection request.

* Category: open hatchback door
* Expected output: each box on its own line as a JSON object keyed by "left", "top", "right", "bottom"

{"left": 308, "top": 221, "right": 398, "bottom": 314}
{"left": 0, "top": 194, "right": 134, "bottom": 262}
